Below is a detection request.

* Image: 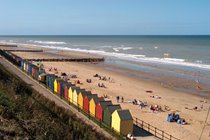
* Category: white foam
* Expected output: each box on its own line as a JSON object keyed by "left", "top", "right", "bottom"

{"left": 113, "top": 47, "right": 133, "bottom": 51}
{"left": 113, "top": 48, "right": 119, "bottom": 52}
{"left": 28, "top": 40, "right": 66, "bottom": 45}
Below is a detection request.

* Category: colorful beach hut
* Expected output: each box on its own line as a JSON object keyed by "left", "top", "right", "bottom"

{"left": 29, "top": 63, "right": 33, "bottom": 76}
{"left": 59, "top": 80, "right": 67, "bottom": 97}
{"left": 78, "top": 91, "right": 91, "bottom": 109}
{"left": 83, "top": 94, "right": 98, "bottom": 113}
{"left": 72, "top": 88, "right": 85, "bottom": 106}
{"left": 95, "top": 101, "right": 112, "bottom": 121}
{"left": 89, "top": 96, "right": 104, "bottom": 117}
{"left": 68, "top": 86, "right": 77, "bottom": 103}
{"left": 64, "top": 83, "right": 75, "bottom": 102}
{"left": 32, "top": 65, "right": 39, "bottom": 79}
{"left": 26, "top": 62, "right": 31, "bottom": 74}
{"left": 111, "top": 109, "right": 133, "bottom": 136}
{"left": 54, "top": 79, "right": 61, "bottom": 94}
{"left": 56, "top": 79, "right": 63, "bottom": 95}
{"left": 103, "top": 105, "right": 121, "bottom": 127}
{"left": 46, "top": 74, "right": 57, "bottom": 91}
{"left": 21, "top": 60, "right": 25, "bottom": 71}
{"left": 23, "top": 61, "right": 26, "bottom": 71}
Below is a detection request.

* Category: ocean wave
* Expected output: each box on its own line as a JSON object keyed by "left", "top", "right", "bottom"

{"left": 113, "top": 47, "right": 133, "bottom": 52}
{"left": 28, "top": 40, "right": 66, "bottom": 45}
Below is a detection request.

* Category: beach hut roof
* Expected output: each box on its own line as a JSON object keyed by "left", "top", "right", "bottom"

{"left": 66, "top": 82, "right": 75, "bottom": 87}
{"left": 55, "top": 79, "right": 63, "bottom": 82}
{"left": 116, "top": 110, "right": 133, "bottom": 121}
{"left": 80, "top": 90, "right": 91, "bottom": 97}
{"left": 92, "top": 96, "right": 104, "bottom": 104}
{"left": 99, "top": 101, "right": 112, "bottom": 109}
{"left": 106, "top": 105, "right": 121, "bottom": 114}
{"left": 73, "top": 87, "right": 85, "bottom": 94}
{"left": 86, "top": 94, "right": 98, "bottom": 101}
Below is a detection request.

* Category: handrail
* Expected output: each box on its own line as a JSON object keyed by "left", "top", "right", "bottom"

{"left": 134, "top": 117, "right": 180, "bottom": 140}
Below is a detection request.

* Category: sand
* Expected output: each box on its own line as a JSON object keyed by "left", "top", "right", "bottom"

{"left": 6, "top": 45, "right": 210, "bottom": 140}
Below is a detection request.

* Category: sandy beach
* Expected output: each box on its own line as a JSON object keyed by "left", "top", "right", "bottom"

{"left": 8, "top": 45, "right": 210, "bottom": 140}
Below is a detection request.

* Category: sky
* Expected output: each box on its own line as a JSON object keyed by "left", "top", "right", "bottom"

{"left": 0, "top": 0, "right": 210, "bottom": 35}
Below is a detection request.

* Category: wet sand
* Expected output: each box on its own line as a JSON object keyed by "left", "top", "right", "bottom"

{"left": 8, "top": 45, "right": 210, "bottom": 140}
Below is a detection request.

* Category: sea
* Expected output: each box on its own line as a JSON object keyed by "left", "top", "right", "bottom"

{"left": 1, "top": 35, "right": 210, "bottom": 96}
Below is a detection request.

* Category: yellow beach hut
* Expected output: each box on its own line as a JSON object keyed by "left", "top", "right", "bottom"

{"left": 77, "top": 91, "right": 91, "bottom": 109}
{"left": 66, "top": 82, "right": 75, "bottom": 103}
{"left": 54, "top": 79, "right": 58, "bottom": 93}
{"left": 89, "top": 96, "right": 104, "bottom": 117}
{"left": 53, "top": 79, "right": 62, "bottom": 94}
{"left": 68, "top": 86, "right": 75, "bottom": 103}
{"left": 111, "top": 109, "right": 133, "bottom": 136}
{"left": 23, "top": 62, "right": 26, "bottom": 71}
{"left": 72, "top": 88, "right": 85, "bottom": 106}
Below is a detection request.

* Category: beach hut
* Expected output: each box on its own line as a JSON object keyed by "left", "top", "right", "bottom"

{"left": 64, "top": 83, "right": 75, "bottom": 102}
{"left": 38, "top": 70, "right": 47, "bottom": 83}
{"left": 26, "top": 62, "right": 31, "bottom": 74}
{"left": 26, "top": 62, "right": 29, "bottom": 74}
{"left": 89, "top": 96, "right": 104, "bottom": 117}
{"left": 29, "top": 63, "right": 33, "bottom": 76}
{"left": 21, "top": 60, "right": 25, "bottom": 71}
{"left": 56, "top": 79, "right": 63, "bottom": 95}
{"left": 103, "top": 105, "right": 121, "bottom": 127}
{"left": 54, "top": 79, "right": 60, "bottom": 93}
{"left": 72, "top": 87, "right": 85, "bottom": 106}
{"left": 83, "top": 94, "right": 98, "bottom": 113}
{"left": 111, "top": 109, "right": 133, "bottom": 136}
{"left": 23, "top": 61, "right": 26, "bottom": 71}
{"left": 60, "top": 80, "right": 67, "bottom": 97}
{"left": 78, "top": 90, "right": 91, "bottom": 109}
{"left": 68, "top": 86, "right": 76, "bottom": 103}
{"left": 46, "top": 74, "right": 57, "bottom": 91}
{"left": 95, "top": 101, "right": 112, "bottom": 121}
{"left": 32, "top": 65, "right": 39, "bottom": 79}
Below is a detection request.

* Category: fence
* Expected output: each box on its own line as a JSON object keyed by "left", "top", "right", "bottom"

{"left": 134, "top": 117, "right": 180, "bottom": 140}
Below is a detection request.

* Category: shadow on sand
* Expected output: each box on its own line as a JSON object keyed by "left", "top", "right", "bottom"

{"left": 133, "top": 124, "right": 154, "bottom": 137}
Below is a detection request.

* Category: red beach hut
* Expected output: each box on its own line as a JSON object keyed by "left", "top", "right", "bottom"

{"left": 83, "top": 94, "right": 98, "bottom": 113}
{"left": 57, "top": 80, "right": 62, "bottom": 95}
{"left": 95, "top": 101, "right": 112, "bottom": 121}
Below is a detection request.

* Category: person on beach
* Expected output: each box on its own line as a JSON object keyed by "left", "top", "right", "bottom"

{"left": 116, "top": 96, "right": 120, "bottom": 103}
{"left": 121, "top": 97, "right": 124, "bottom": 103}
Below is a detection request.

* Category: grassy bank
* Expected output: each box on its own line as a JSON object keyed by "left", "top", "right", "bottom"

{"left": 0, "top": 63, "right": 107, "bottom": 140}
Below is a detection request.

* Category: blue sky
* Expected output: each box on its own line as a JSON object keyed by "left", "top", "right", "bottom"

{"left": 0, "top": 0, "right": 210, "bottom": 35}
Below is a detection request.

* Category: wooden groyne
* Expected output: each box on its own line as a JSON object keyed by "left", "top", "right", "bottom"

{"left": 0, "top": 44, "right": 18, "bottom": 47}
{"left": 26, "top": 58, "right": 104, "bottom": 62}
{"left": 4, "top": 49, "right": 43, "bottom": 52}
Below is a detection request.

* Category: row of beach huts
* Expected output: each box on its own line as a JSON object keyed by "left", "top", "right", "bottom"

{"left": 0, "top": 50, "right": 133, "bottom": 136}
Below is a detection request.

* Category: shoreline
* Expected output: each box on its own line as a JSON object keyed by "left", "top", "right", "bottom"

{"left": 1, "top": 44, "right": 210, "bottom": 140}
